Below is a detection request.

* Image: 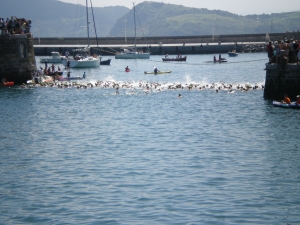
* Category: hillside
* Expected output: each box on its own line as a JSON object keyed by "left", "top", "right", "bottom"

{"left": 1, "top": 0, "right": 299, "bottom": 38}
{"left": 109, "top": 1, "right": 300, "bottom": 37}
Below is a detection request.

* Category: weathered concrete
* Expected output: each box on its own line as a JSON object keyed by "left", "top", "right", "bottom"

{"left": 264, "top": 63, "right": 300, "bottom": 99}
{"left": 33, "top": 42, "right": 267, "bottom": 56}
{"left": 0, "top": 34, "right": 36, "bottom": 84}
{"left": 32, "top": 32, "right": 300, "bottom": 46}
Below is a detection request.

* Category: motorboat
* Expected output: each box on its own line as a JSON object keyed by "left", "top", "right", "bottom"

{"left": 40, "top": 52, "right": 66, "bottom": 63}
{"left": 228, "top": 50, "right": 238, "bottom": 57}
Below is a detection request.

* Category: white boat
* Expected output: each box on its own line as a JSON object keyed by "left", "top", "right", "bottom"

{"left": 62, "top": 47, "right": 100, "bottom": 68}
{"left": 228, "top": 50, "right": 238, "bottom": 57}
{"left": 115, "top": 48, "right": 150, "bottom": 59}
{"left": 62, "top": 0, "right": 100, "bottom": 68}
{"left": 40, "top": 52, "right": 66, "bottom": 63}
{"left": 115, "top": 3, "right": 150, "bottom": 59}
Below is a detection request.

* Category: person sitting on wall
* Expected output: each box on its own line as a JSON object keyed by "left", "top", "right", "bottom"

{"left": 281, "top": 94, "right": 291, "bottom": 104}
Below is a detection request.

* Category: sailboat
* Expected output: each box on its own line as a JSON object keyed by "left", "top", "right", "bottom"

{"left": 62, "top": 0, "right": 100, "bottom": 68}
{"left": 115, "top": 3, "right": 150, "bottom": 59}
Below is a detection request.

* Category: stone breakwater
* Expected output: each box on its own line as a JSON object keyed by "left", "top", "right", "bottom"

{"left": 0, "top": 34, "right": 36, "bottom": 84}
{"left": 264, "top": 63, "right": 300, "bottom": 99}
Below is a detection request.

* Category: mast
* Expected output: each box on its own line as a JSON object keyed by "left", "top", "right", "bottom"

{"left": 86, "top": 0, "right": 90, "bottom": 47}
{"left": 133, "top": 3, "right": 137, "bottom": 51}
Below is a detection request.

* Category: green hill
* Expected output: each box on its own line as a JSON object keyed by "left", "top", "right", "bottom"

{"left": 1, "top": 0, "right": 299, "bottom": 37}
{"left": 109, "top": 1, "right": 300, "bottom": 37}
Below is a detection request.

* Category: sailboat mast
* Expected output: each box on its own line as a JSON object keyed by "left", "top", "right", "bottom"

{"left": 86, "top": 0, "right": 90, "bottom": 47}
{"left": 133, "top": 3, "right": 137, "bottom": 51}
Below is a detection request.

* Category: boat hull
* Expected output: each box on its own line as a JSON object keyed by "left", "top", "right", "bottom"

{"left": 144, "top": 70, "right": 172, "bottom": 74}
{"left": 162, "top": 57, "right": 187, "bottom": 62}
{"left": 115, "top": 53, "right": 150, "bottom": 59}
{"left": 100, "top": 59, "right": 111, "bottom": 65}
{"left": 57, "top": 77, "right": 83, "bottom": 81}
{"left": 62, "top": 58, "right": 100, "bottom": 68}
{"left": 228, "top": 52, "right": 238, "bottom": 57}
{"left": 1, "top": 82, "right": 14, "bottom": 87}
{"left": 272, "top": 101, "right": 300, "bottom": 108}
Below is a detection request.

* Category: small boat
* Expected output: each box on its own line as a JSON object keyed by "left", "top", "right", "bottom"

{"left": 40, "top": 52, "right": 66, "bottom": 63}
{"left": 100, "top": 58, "right": 111, "bottom": 65}
{"left": 57, "top": 76, "right": 83, "bottom": 81}
{"left": 144, "top": 70, "right": 172, "bottom": 74}
{"left": 228, "top": 50, "right": 238, "bottom": 57}
{"left": 205, "top": 59, "right": 227, "bottom": 63}
{"left": 272, "top": 101, "right": 300, "bottom": 109}
{"left": 1, "top": 81, "right": 14, "bottom": 86}
{"left": 162, "top": 56, "right": 187, "bottom": 62}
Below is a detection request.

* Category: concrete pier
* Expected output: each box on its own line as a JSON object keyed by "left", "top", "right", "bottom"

{"left": 264, "top": 63, "right": 300, "bottom": 99}
{"left": 0, "top": 34, "right": 36, "bottom": 84}
{"left": 33, "top": 42, "right": 265, "bottom": 56}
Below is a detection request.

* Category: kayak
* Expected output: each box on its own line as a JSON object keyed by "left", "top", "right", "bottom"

{"left": 1, "top": 81, "right": 14, "bottom": 87}
{"left": 144, "top": 70, "right": 172, "bottom": 74}
{"left": 272, "top": 101, "right": 300, "bottom": 108}
{"left": 125, "top": 69, "right": 130, "bottom": 72}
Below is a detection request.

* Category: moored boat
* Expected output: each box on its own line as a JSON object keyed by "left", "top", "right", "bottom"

{"left": 115, "top": 3, "right": 150, "bottom": 59}
{"left": 100, "top": 58, "right": 111, "bottom": 65}
{"left": 40, "top": 52, "right": 66, "bottom": 63}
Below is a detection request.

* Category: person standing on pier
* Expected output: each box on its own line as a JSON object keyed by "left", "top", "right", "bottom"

{"left": 267, "top": 42, "right": 274, "bottom": 63}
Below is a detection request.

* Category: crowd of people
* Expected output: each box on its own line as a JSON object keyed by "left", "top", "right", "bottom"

{"left": 0, "top": 16, "right": 31, "bottom": 35}
{"left": 267, "top": 37, "right": 300, "bottom": 64}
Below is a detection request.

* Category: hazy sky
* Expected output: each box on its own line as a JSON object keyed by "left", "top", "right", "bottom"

{"left": 58, "top": 0, "right": 300, "bottom": 15}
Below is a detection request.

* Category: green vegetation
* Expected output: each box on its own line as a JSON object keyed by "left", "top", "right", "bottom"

{"left": 109, "top": 2, "right": 300, "bottom": 37}
{"left": 1, "top": 0, "right": 299, "bottom": 37}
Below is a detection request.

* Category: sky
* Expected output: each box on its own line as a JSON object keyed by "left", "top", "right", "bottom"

{"left": 58, "top": 0, "right": 300, "bottom": 15}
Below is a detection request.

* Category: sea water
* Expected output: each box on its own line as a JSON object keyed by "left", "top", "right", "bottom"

{"left": 0, "top": 53, "right": 299, "bottom": 224}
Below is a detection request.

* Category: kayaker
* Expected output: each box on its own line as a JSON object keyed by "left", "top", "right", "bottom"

{"left": 125, "top": 66, "right": 129, "bottom": 70}
{"left": 213, "top": 56, "right": 217, "bottom": 62}
{"left": 153, "top": 66, "right": 158, "bottom": 73}
{"left": 281, "top": 94, "right": 291, "bottom": 104}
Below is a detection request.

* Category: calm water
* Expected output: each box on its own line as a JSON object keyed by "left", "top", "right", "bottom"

{"left": 1, "top": 53, "right": 300, "bottom": 225}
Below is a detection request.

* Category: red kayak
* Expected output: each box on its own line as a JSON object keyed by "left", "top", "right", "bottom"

{"left": 125, "top": 69, "right": 130, "bottom": 72}
{"left": 2, "top": 81, "right": 14, "bottom": 87}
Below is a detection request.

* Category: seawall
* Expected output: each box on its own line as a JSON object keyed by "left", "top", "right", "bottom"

{"left": 0, "top": 34, "right": 36, "bottom": 84}
{"left": 264, "top": 63, "right": 300, "bottom": 99}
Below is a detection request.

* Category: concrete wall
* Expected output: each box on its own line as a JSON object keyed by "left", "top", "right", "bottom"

{"left": 32, "top": 32, "right": 300, "bottom": 46}
{"left": 264, "top": 63, "right": 300, "bottom": 99}
{"left": 0, "top": 34, "right": 36, "bottom": 84}
{"left": 34, "top": 43, "right": 243, "bottom": 56}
